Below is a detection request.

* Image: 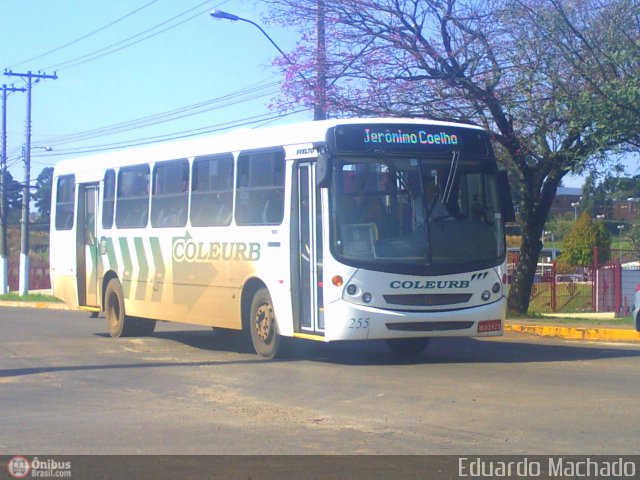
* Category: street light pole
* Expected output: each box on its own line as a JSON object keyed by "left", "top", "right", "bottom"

{"left": 210, "top": 9, "right": 325, "bottom": 120}
{"left": 571, "top": 201, "right": 579, "bottom": 221}
{"left": 617, "top": 224, "right": 624, "bottom": 262}
{"left": 18, "top": 75, "right": 33, "bottom": 296}
{"left": 544, "top": 230, "right": 556, "bottom": 260}
{"left": 628, "top": 197, "right": 640, "bottom": 221}
{"left": 314, "top": 0, "right": 327, "bottom": 120}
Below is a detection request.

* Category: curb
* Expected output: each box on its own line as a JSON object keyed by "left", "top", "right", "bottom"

{"left": 505, "top": 322, "right": 640, "bottom": 343}
{"left": 0, "top": 300, "right": 73, "bottom": 311}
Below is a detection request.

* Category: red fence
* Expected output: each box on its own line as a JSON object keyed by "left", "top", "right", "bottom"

{"left": 594, "top": 259, "right": 620, "bottom": 314}
{"left": 508, "top": 247, "right": 639, "bottom": 315}
{"left": 6, "top": 256, "right": 51, "bottom": 291}
{"left": 525, "top": 262, "right": 594, "bottom": 314}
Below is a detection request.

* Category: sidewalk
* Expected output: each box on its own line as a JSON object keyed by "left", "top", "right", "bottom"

{"left": 505, "top": 316, "right": 640, "bottom": 343}
{"left": 1, "top": 297, "right": 639, "bottom": 343}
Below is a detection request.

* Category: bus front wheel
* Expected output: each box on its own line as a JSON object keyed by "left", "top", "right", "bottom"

{"left": 249, "top": 288, "right": 280, "bottom": 359}
{"left": 105, "top": 279, "right": 137, "bottom": 337}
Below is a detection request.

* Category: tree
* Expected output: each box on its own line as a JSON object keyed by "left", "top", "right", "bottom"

{"left": 32, "top": 167, "right": 53, "bottom": 226}
{"left": 580, "top": 174, "right": 640, "bottom": 221}
{"left": 264, "top": 0, "right": 640, "bottom": 312}
{"left": 1, "top": 170, "right": 22, "bottom": 225}
{"left": 560, "top": 212, "right": 611, "bottom": 268}
{"left": 630, "top": 219, "right": 640, "bottom": 251}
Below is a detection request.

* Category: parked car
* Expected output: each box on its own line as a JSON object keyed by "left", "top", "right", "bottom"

{"left": 634, "top": 284, "right": 640, "bottom": 332}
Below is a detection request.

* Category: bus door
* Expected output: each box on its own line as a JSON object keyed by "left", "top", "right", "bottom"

{"left": 295, "top": 162, "right": 324, "bottom": 334}
{"left": 76, "top": 183, "right": 99, "bottom": 307}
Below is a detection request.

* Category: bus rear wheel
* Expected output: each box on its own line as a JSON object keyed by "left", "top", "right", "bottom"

{"left": 249, "top": 288, "right": 280, "bottom": 359}
{"left": 105, "top": 279, "right": 137, "bottom": 337}
{"left": 386, "top": 337, "right": 430, "bottom": 356}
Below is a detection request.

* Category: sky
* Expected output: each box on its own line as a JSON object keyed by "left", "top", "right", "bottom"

{"left": 0, "top": 0, "right": 311, "bottom": 184}
{"left": 0, "top": 0, "right": 637, "bottom": 190}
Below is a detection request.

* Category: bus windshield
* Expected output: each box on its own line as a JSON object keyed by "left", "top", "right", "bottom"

{"left": 330, "top": 154, "right": 505, "bottom": 271}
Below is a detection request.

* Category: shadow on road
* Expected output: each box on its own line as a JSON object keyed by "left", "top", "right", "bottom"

{"left": 2, "top": 329, "right": 639, "bottom": 379}
{"left": 115, "top": 328, "right": 640, "bottom": 366}
{"left": 278, "top": 336, "right": 640, "bottom": 366}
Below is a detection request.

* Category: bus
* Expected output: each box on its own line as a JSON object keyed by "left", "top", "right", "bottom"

{"left": 50, "top": 118, "right": 515, "bottom": 358}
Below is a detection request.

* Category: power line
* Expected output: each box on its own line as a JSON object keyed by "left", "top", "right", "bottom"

{"left": 7, "top": 0, "right": 162, "bottom": 69}
{"left": 1, "top": 80, "right": 288, "bottom": 168}
{"left": 41, "top": 0, "right": 220, "bottom": 72}
{"left": 41, "top": 109, "right": 307, "bottom": 157}
{"left": 38, "top": 79, "right": 281, "bottom": 147}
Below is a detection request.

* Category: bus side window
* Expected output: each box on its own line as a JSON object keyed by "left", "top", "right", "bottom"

{"left": 55, "top": 175, "right": 75, "bottom": 231}
{"left": 102, "top": 169, "right": 115, "bottom": 229}
{"left": 190, "top": 154, "right": 234, "bottom": 227}
{"left": 116, "top": 165, "right": 149, "bottom": 229}
{"left": 151, "top": 159, "right": 189, "bottom": 228}
{"left": 235, "top": 149, "right": 285, "bottom": 226}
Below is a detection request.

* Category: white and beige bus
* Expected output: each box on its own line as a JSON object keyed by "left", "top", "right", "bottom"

{"left": 50, "top": 118, "right": 515, "bottom": 358}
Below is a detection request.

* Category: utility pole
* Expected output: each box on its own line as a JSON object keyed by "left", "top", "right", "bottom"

{"left": 1, "top": 84, "right": 26, "bottom": 294}
{"left": 210, "top": 7, "right": 327, "bottom": 119}
{"left": 314, "top": 0, "right": 327, "bottom": 120}
{"left": 4, "top": 70, "right": 57, "bottom": 295}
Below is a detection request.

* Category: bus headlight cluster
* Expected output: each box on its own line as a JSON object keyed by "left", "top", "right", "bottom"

{"left": 345, "top": 283, "right": 372, "bottom": 304}
{"left": 480, "top": 282, "right": 502, "bottom": 302}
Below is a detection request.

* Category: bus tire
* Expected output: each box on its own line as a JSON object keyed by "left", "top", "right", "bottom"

{"left": 105, "top": 279, "right": 137, "bottom": 337}
{"left": 249, "top": 287, "right": 280, "bottom": 359}
{"left": 386, "top": 337, "right": 430, "bottom": 356}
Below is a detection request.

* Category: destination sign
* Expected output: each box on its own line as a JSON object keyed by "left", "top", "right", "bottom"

{"left": 364, "top": 128, "right": 458, "bottom": 146}
{"left": 327, "top": 123, "right": 488, "bottom": 155}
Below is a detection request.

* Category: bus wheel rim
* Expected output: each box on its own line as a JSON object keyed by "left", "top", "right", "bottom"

{"left": 255, "top": 303, "right": 274, "bottom": 344}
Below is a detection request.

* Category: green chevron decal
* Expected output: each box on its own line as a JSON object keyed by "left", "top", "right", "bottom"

{"left": 104, "top": 237, "right": 118, "bottom": 272}
{"left": 133, "top": 237, "right": 148, "bottom": 301}
{"left": 149, "top": 236, "right": 165, "bottom": 302}
{"left": 119, "top": 237, "right": 133, "bottom": 298}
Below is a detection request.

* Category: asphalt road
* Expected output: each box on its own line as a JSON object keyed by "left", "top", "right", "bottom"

{"left": 1, "top": 306, "right": 639, "bottom": 455}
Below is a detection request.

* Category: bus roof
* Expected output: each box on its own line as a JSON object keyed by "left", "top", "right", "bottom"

{"left": 52, "top": 117, "right": 484, "bottom": 176}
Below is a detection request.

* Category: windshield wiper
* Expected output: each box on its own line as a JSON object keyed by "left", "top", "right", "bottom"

{"left": 374, "top": 151, "right": 415, "bottom": 199}
{"left": 442, "top": 150, "right": 460, "bottom": 205}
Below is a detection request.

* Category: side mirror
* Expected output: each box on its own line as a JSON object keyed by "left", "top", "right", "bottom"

{"left": 316, "top": 148, "right": 332, "bottom": 188}
{"left": 498, "top": 170, "right": 516, "bottom": 223}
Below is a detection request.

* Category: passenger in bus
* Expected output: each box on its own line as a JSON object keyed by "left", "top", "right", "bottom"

{"left": 360, "top": 197, "right": 390, "bottom": 238}
{"left": 339, "top": 195, "right": 360, "bottom": 226}
{"left": 424, "top": 178, "right": 450, "bottom": 220}
{"left": 470, "top": 194, "right": 485, "bottom": 221}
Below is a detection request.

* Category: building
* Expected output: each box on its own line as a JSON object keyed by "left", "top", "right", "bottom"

{"left": 549, "top": 187, "right": 581, "bottom": 217}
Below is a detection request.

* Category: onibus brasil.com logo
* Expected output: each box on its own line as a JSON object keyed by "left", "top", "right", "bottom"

{"left": 7, "top": 456, "right": 71, "bottom": 478}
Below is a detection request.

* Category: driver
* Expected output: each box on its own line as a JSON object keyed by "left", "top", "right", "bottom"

{"left": 424, "top": 177, "right": 450, "bottom": 219}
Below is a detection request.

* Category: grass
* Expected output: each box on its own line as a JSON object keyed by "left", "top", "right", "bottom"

{"left": 0, "top": 292, "right": 62, "bottom": 303}
{"left": 507, "top": 311, "right": 635, "bottom": 327}
{"left": 527, "top": 282, "right": 593, "bottom": 314}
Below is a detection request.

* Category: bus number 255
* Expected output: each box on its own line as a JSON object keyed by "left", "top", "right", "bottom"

{"left": 349, "top": 318, "right": 370, "bottom": 329}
